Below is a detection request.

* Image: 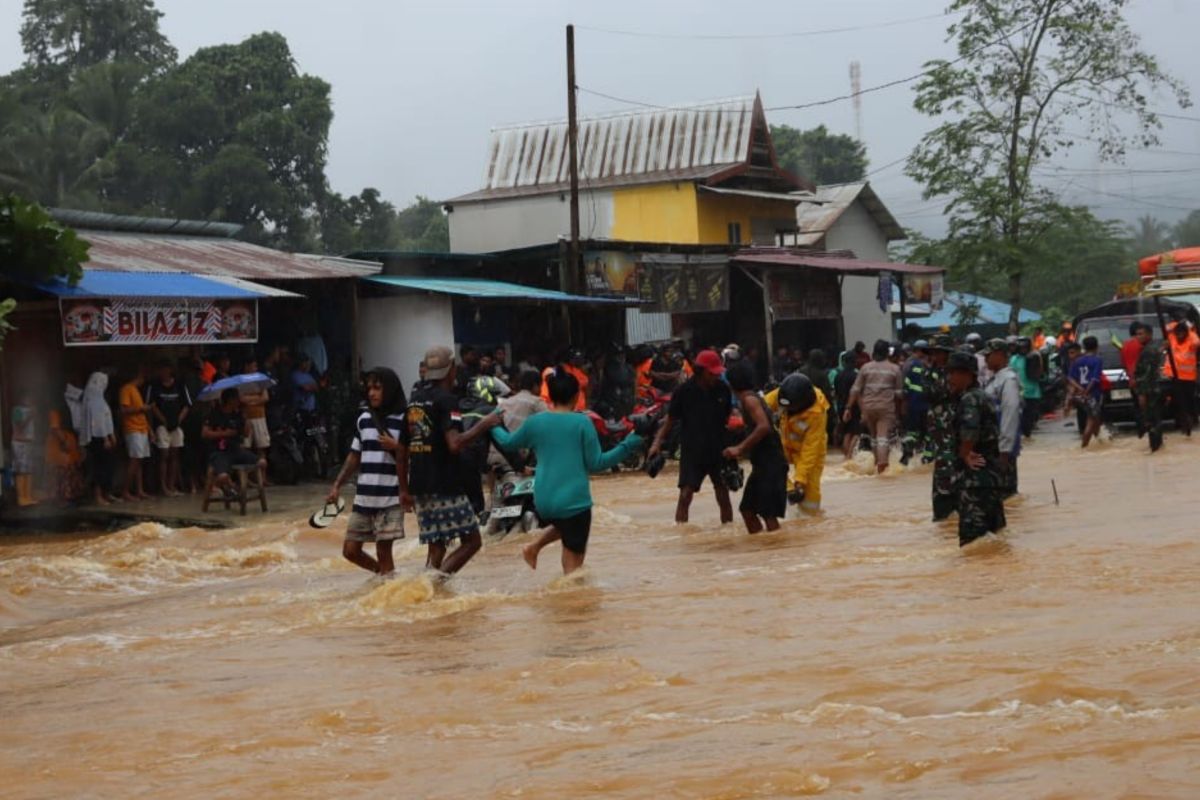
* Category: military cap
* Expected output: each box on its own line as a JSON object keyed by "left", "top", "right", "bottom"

{"left": 981, "top": 337, "right": 1009, "bottom": 354}
{"left": 946, "top": 350, "right": 978, "bottom": 374}
{"left": 927, "top": 334, "right": 955, "bottom": 352}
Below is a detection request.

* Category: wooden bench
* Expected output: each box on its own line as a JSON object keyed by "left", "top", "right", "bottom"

{"left": 202, "top": 464, "right": 268, "bottom": 516}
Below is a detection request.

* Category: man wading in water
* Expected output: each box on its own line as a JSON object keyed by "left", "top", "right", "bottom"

{"left": 647, "top": 350, "right": 734, "bottom": 524}
{"left": 490, "top": 367, "right": 642, "bottom": 573}
{"left": 327, "top": 368, "right": 409, "bottom": 576}
{"left": 947, "top": 351, "right": 1006, "bottom": 546}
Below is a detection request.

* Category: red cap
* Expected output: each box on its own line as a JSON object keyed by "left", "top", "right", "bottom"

{"left": 693, "top": 349, "right": 725, "bottom": 376}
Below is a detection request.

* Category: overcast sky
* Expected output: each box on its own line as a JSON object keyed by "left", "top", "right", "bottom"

{"left": 1, "top": 0, "right": 1197, "bottom": 236}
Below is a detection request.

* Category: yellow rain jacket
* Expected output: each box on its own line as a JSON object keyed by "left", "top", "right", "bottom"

{"left": 763, "top": 386, "right": 829, "bottom": 513}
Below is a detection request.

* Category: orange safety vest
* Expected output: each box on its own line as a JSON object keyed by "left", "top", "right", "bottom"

{"left": 1162, "top": 331, "right": 1199, "bottom": 381}
{"left": 540, "top": 364, "right": 590, "bottom": 410}
{"left": 635, "top": 359, "right": 653, "bottom": 395}
{"left": 1032, "top": 333, "right": 1046, "bottom": 351}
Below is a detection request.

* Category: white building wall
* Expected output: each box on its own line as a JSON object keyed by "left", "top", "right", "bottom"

{"left": 358, "top": 295, "right": 455, "bottom": 392}
{"left": 448, "top": 190, "right": 614, "bottom": 253}
{"left": 824, "top": 201, "right": 895, "bottom": 345}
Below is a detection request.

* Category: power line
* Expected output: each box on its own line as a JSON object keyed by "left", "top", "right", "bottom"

{"left": 576, "top": 11, "right": 953, "bottom": 41}
{"left": 1060, "top": 89, "right": 1200, "bottom": 124}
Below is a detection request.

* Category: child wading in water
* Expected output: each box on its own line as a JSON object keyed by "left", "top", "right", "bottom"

{"left": 327, "top": 367, "right": 409, "bottom": 576}
{"left": 490, "top": 367, "right": 643, "bottom": 574}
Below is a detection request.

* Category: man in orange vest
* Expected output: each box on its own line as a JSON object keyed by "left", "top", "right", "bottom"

{"left": 1031, "top": 326, "right": 1046, "bottom": 352}
{"left": 541, "top": 349, "right": 590, "bottom": 411}
{"left": 1162, "top": 319, "right": 1200, "bottom": 436}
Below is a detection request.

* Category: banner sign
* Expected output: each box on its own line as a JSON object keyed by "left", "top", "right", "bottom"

{"left": 902, "top": 273, "right": 944, "bottom": 311}
{"left": 768, "top": 269, "right": 841, "bottom": 320}
{"left": 60, "top": 297, "right": 259, "bottom": 346}
{"left": 637, "top": 254, "right": 729, "bottom": 314}
{"left": 584, "top": 250, "right": 640, "bottom": 298}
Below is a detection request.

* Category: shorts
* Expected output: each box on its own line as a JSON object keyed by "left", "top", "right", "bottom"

{"left": 208, "top": 447, "right": 260, "bottom": 477}
{"left": 346, "top": 506, "right": 405, "bottom": 543}
{"left": 11, "top": 440, "right": 35, "bottom": 474}
{"left": 545, "top": 509, "right": 592, "bottom": 554}
{"left": 415, "top": 494, "right": 480, "bottom": 545}
{"left": 154, "top": 425, "right": 185, "bottom": 449}
{"left": 125, "top": 432, "right": 151, "bottom": 460}
{"left": 738, "top": 459, "right": 788, "bottom": 520}
{"left": 678, "top": 456, "right": 723, "bottom": 491}
{"left": 244, "top": 417, "right": 271, "bottom": 449}
{"left": 1073, "top": 395, "right": 1103, "bottom": 420}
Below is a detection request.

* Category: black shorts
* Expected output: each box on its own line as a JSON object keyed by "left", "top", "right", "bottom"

{"left": 208, "top": 447, "right": 259, "bottom": 477}
{"left": 678, "top": 457, "right": 723, "bottom": 491}
{"left": 738, "top": 460, "right": 788, "bottom": 520}
{"left": 546, "top": 509, "right": 592, "bottom": 554}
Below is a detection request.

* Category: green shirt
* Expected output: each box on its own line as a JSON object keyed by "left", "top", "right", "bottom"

{"left": 491, "top": 411, "right": 642, "bottom": 519}
{"left": 1009, "top": 353, "right": 1043, "bottom": 400}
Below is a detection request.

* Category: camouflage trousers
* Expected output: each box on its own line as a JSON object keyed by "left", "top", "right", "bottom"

{"left": 932, "top": 460, "right": 957, "bottom": 521}
{"left": 958, "top": 487, "right": 1006, "bottom": 546}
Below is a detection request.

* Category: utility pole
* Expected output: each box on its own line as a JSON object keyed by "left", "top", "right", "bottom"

{"left": 566, "top": 24, "right": 581, "bottom": 295}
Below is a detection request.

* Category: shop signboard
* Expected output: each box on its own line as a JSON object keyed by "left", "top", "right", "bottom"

{"left": 902, "top": 273, "right": 944, "bottom": 311}
{"left": 768, "top": 269, "right": 841, "bottom": 320}
{"left": 637, "top": 254, "right": 729, "bottom": 314}
{"left": 583, "top": 250, "right": 640, "bottom": 298}
{"left": 60, "top": 297, "right": 259, "bottom": 346}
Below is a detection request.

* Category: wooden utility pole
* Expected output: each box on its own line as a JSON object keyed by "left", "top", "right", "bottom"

{"left": 566, "top": 24, "right": 581, "bottom": 295}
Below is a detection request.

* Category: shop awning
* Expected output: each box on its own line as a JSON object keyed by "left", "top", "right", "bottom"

{"left": 733, "top": 251, "right": 943, "bottom": 276}
{"left": 364, "top": 276, "right": 639, "bottom": 305}
{"left": 37, "top": 270, "right": 301, "bottom": 299}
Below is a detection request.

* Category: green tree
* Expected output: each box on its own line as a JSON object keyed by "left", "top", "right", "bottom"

{"left": 393, "top": 196, "right": 448, "bottom": 251}
{"left": 1174, "top": 210, "right": 1200, "bottom": 248}
{"left": 906, "top": 0, "right": 1189, "bottom": 333}
{"left": 1127, "top": 214, "right": 1173, "bottom": 259}
{"left": 120, "top": 32, "right": 333, "bottom": 248}
{"left": 769, "top": 124, "right": 867, "bottom": 185}
{"left": 19, "top": 0, "right": 176, "bottom": 79}
{"left": 0, "top": 194, "right": 88, "bottom": 345}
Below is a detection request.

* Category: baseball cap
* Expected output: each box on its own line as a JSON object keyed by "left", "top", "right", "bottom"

{"left": 423, "top": 345, "right": 454, "bottom": 380}
{"left": 693, "top": 349, "right": 725, "bottom": 376}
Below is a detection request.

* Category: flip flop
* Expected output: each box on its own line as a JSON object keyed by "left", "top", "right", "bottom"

{"left": 309, "top": 497, "right": 346, "bottom": 528}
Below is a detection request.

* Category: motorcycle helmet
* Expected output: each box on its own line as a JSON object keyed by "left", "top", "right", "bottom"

{"left": 778, "top": 373, "right": 816, "bottom": 413}
{"left": 965, "top": 332, "right": 983, "bottom": 352}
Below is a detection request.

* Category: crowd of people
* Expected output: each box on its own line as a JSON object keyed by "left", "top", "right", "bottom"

{"left": 9, "top": 346, "right": 328, "bottom": 508}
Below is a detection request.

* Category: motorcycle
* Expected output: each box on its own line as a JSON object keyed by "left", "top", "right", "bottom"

{"left": 267, "top": 415, "right": 304, "bottom": 485}
{"left": 294, "top": 410, "right": 334, "bottom": 480}
{"left": 481, "top": 470, "right": 539, "bottom": 538}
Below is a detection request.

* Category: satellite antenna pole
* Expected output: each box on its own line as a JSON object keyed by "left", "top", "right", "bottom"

{"left": 850, "top": 61, "right": 863, "bottom": 142}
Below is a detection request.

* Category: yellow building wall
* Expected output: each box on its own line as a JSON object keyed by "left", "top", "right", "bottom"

{"left": 696, "top": 194, "right": 799, "bottom": 244}
{"left": 611, "top": 183, "right": 701, "bottom": 243}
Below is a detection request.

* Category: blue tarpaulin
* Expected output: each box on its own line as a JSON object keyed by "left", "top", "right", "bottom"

{"left": 364, "top": 276, "right": 638, "bottom": 305}
{"left": 37, "top": 270, "right": 296, "bottom": 299}
{"left": 903, "top": 290, "right": 1041, "bottom": 329}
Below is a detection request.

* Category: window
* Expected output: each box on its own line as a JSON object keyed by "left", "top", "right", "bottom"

{"left": 727, "top": 222, "right": 742, "bottom": 244}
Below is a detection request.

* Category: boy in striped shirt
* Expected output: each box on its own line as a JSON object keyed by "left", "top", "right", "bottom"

{"left": 327, "top": 367, "right": 410, "bottom": 576}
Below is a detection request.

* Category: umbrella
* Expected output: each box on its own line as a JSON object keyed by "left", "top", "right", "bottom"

{"left": 197, "top": 372, "right": 277, "bottom": 402}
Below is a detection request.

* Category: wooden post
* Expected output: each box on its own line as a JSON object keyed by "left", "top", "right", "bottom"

{"left": 566, "top": 24, "right": 581, "bottom": 295}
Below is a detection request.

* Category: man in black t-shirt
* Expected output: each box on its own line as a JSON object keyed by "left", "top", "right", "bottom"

{"left": 202, "top": 388, "right": 262, "bottom": 497}
{"left": 648, "top": 349, "right": 734, "bottom": 524}
{"left": 406, "top": 345, "right": 501, "bottom": 578}
{"left": 146, "top": 362, "right": 193, "bottom": 496}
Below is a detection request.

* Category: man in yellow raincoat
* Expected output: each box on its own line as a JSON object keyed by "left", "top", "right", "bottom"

{"left": 763, "top": 373, "right": 829, "bottom": 514}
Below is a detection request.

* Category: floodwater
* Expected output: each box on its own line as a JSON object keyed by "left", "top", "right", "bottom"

{"left": 3, "top": 422, "right": 1199, "bottom": 798}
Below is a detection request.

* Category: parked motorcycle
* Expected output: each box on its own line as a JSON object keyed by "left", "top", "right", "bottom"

{"left": 267, "top": 416, "right": 304, "bottom": 485}
{"left": 481, "top": 470, "right": 538, "bottom": 539}
{"left": 294, "top": 410, "right": 334, "bottom": 480}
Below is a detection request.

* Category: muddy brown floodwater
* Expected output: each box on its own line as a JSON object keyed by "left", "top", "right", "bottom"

{"left": 2, "top": 423, "right": 1199, "bottom": 798}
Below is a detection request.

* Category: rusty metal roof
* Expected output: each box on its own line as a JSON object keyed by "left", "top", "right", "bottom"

{"left": 733, "top": 249, "right": 941, "bottom": 276}
{"left": 447, "top": 95, "right": 808, "bottom": 204}
{"left": 794, "top": 182, "right": 906, "bottom": 246}
{"left": 78, "top": 232, "right": 382, "bottom": 281}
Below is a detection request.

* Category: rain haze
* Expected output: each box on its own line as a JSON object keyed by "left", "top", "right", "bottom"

{"left": 0, "top": 0, "right": 1197, "bottom": 235}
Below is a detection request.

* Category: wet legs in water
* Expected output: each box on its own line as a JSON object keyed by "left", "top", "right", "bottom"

{"left": 740, "top": 510, "right": 780, "bottom": 535}
{"left": 521, "top": 525, "right": 586, "bottom": 574}
{"left": 425, "top": 532, "right": 482, "bottom": 575}
{"left": 342, "top": 540, "right": 394, "bottom": 575}
{"left": 675, "top": 485, "right": 734, "bottom": 524}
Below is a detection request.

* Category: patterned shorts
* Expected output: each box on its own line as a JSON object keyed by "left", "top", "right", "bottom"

{"left": 415, "top": 494, "right": 480, "bottom": 545}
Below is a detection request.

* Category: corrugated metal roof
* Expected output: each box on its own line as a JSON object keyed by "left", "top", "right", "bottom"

{"left": 50, "top": 208, "right": 243, "bottom": 238}
{"left": 36, "top": 270, "right": 300, "bottom": 299}
{"left": 794, "top": 182, "right": 906, "bottom": 246}
{"left": 365, "top": 276, "right": 638, "bottom": 305}
{"left": 447, "top": 95, "right": 813, "bottom": 204}
{"left": 733, "top": 250, "right": 942, "bottom": 276}
{"left": 78, "top": 232, "right": 382, "bottom": 280}
{"left": 698, "top": 185, "right": 814, "bottom": 203}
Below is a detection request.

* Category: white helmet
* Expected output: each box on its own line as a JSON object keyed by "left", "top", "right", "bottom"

{"left": 1045, "top": 336, "right": 1058, "bottom": 348}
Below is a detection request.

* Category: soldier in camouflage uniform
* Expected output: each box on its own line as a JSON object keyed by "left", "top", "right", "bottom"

{"left": 1134, "top": 335, "right": 1166, "bottom": 452}
{"left": 946, "top": 351, "right": 1006, "bottom": 546}
{"left": 924, "top": 335, "right": 957, "bottom": 521}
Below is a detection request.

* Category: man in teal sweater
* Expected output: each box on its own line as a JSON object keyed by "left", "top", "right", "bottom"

{"left": 491, "top": 367, "right": 642, "bottom": 574}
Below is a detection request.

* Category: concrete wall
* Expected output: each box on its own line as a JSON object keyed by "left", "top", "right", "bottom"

{"left": 825, "top": 201, "right": 895, "bottom": 346}
{"left": 448, "top": 190, "right": 613, "bottom": 253}
{"left": 358, "top": 295, "right": 455, "bottom": 392}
